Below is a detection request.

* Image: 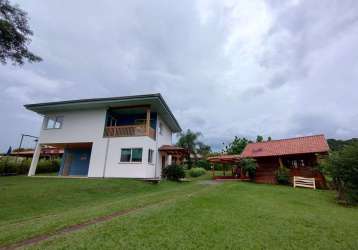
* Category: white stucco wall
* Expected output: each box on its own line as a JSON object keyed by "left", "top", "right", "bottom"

{"left": 35, "top": 110, "right": 174, "bottom": 179}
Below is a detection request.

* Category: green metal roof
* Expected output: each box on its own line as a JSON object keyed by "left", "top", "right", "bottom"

{"left": 24, "top": 93, "right": 182, "bottom": 132}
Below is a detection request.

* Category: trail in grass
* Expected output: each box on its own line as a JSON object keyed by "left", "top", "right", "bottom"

{"left": 0, "top": 183, "right": 215, "bottom": 250}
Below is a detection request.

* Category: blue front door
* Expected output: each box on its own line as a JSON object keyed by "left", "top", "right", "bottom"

{"left": 60, "top": 148, "right": 91, "bottom": 176}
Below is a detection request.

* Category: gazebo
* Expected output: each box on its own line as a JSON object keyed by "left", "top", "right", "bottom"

{"left": 207, "top": 154, "right": 249, "bottom": 180}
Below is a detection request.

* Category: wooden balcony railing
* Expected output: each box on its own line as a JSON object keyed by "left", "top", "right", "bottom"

{"left": 104, "top": 125, "right": 156, "bottom": 140}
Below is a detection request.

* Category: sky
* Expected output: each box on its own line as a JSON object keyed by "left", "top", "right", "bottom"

{"left": 1, "top": 0, "right": 358, "bottom": 152}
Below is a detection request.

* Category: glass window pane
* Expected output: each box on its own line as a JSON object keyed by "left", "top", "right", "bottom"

{"left": 120, "top": 149, "right": 131, "bottom": 162}
{"left": 131, "top": 148, "right": 142, "bottom": 162}
{"left": 47, "top": 118, "right": 55, "bottom": 129}
{"left": 54, "top": 117, "right": 63, "bottom": 128}
{"left": 148, "top": 149, "right": 153, "bottom": 163}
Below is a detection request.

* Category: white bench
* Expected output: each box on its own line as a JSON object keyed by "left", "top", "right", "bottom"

{"left": 293, "top": 176, "right": 316, "bottom": 189}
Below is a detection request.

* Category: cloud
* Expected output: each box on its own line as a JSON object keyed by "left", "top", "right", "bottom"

{"left": 0, "top": 0, "right": 358, "bottom": 152}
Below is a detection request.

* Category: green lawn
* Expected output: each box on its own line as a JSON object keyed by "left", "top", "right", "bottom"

{"left": 1, "top": 176, "right": 357, "bottom": 249}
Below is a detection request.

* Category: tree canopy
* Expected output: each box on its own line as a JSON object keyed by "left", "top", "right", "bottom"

{"left": 176, "top": 129, "right": 211, "bottom": 167}
{"left": 0, "top": 0, "right": 41, "bottom": 65}
{"left": 224, "top": 136, "right": 250, "bottom": 155}
{"left": 322, "top": 142, "right": 358, "bottom": 204}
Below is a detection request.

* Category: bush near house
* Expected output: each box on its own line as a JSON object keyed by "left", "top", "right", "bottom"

{"left": 162, "top": 164, "right": 185, "bottom": 181}
{"left": 195, "top": 159, "right": 211, "bottom": 170}
{"left": 322, "top": 142, "right": 358, "bottom": 205}
{"left": 0, "top": 157, "right": 60, "bottom": 175}
{"left": 276, "top": 166, "right": 290, "bottom": 185}
{"left": 241, "top": 158, "right": 257, "bottom": 179}
{"left": 188, "top": 167, "right": 206, "bottom": 177}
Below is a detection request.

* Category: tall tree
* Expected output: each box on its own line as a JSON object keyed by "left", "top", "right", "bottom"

{"left": 224, "top": 136, "right": 250, "bottom": 155}
{"left": 197, "top": 142, "right": 211, "bottom": 158}
{"left": 256, "top": 135, "right": 264, "bottom": 142}
{"left": 0, "top": 0, "right": 41, "bottom": 65}
{"left": 176, "top": 129, "right": 208, "bottom": 167}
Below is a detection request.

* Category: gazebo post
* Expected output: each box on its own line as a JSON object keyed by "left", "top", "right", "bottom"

{"left": 211, "top": 164, "right": 215, "bottom": 179}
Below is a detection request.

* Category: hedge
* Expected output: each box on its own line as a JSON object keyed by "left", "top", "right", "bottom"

{"left": 0, "top": 157, "right": 61, "bottom": 175}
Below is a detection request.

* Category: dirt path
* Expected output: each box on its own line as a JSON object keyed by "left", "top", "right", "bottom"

{"left": 0, "top": 184, "right": 214, "bottom": 250}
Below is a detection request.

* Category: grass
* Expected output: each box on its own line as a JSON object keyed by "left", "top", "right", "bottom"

{"left": 1, "top": 176, "right": 357, "bottom": 249}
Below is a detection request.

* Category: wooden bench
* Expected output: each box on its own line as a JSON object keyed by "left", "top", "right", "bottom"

{"left": 293, "top": 176, "right": 316, "bottom": 189}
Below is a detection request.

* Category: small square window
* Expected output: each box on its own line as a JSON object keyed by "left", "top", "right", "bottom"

{"left": 120, "top": 148, "right": 143, "bottom": 163}
{"left": 120, "top": 149, "right": 131, "bottom": 162}
{"left": 45, "top": 116, "right": 63, "bottom": 129}
{"left": 131, "top": 148, "right": 143, "bottom": 162}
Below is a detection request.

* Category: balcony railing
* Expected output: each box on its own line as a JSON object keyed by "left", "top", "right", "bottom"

{"left": 104, "top": 125, "right": 156, "bottom": 140}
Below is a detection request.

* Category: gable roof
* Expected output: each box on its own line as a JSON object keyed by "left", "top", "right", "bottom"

{"left": 241, "top": 135, "right": 329, "bottom": 158}
{"left": 24, "top": 93, "right": 181, "bottom": 132}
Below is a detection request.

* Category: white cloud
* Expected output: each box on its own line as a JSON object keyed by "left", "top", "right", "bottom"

{"left": 0, "top": 0, "right": 358, "bottom": 152}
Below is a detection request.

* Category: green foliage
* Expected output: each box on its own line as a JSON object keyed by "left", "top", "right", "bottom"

{"left": 276, "top": 166, "right": 290, "bottom": 185}
{"left": 176, "top": 129, "right": 210, "bottom": 168}
{"left": 241, "top": 158, "right": 257, "bottom": 179}
{"left": 224, "top": 136, "right": 250, "bottom": 155}
{"left": 322, "top": 143, "right": 358, "bottom": 205}
{"left": 0, "top": 157, "right": 60, "bottom": 175}
{"left": 188, "top": 167, "right": 206, "bottom": 177}
{"left": 0, "top": 0, "right": 42, "bottom": 65}
{"left": 327, "top": 138, "right": 358, "bottom": 151}
{"left": 256, "top": 135, "right": 264, "bottom": 142}
{"left": 162, "top": 164, "right": 185, "bottom": 181}
{"left": 195, "top": 159, "right": 211, "bottom": 170}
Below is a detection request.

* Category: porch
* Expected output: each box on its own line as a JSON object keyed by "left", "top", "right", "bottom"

{"left": 103, "top": 106, "right": 156, "bottom": 140}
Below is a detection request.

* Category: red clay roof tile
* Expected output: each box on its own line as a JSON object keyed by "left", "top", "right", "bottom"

{"left": 241, "top": 134, "right": 329, "bottom": 158}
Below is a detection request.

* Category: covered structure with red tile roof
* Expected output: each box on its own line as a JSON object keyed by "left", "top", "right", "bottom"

{"left": 158, "top": 145, "right": 188, "bottom": 166}
{"left": 241, "top": 134, "right": 329, "bottom": 187}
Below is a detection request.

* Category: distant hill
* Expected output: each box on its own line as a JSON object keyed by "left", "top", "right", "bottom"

{"left": 327, "top": 138, "right": 358, "bottom": 151}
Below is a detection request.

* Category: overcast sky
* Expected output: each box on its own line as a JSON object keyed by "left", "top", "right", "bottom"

{"left": 1, "top": 0, "right": 358, "bottom": 151}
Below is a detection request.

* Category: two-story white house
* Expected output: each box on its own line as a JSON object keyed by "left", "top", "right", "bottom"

{"left": 25, "top": 94, "right": 186, "bottom": 179}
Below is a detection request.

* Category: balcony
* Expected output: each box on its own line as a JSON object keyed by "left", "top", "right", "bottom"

{"left": 103, "top": 106, "right": 157, "bottom": 140}
{"left": 104, "top": 124, "right": 156, "bottom": 140}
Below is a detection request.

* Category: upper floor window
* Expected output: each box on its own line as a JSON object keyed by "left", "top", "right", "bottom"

{"left": 120, "top": 148, "right": 143, "bottom": 163}
{"left": 45, "top": 116, "right": 63, "bottom": 129}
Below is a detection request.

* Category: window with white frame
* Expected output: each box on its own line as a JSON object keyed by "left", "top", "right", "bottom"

{"left": 45, "top": 116, "right": 63, "bottom": 129}
{"left": 120, "top": 148, "right": 143, "bottom": 162}
{"left": 148, "top": 149, "right": 154, "bottom": 164}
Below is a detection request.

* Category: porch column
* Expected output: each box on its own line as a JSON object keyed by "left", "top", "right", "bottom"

{"left": 211, "top": 164, "right": 215, "bottom": 179}
{"left": 28, "top": 144, "right": 41, "bottom": 176}
{"left": 168, "top": 154, "right": 172, "bottom": 166}
{"left": 278, "top": 157, "right": 284, "bottom": 168}
{"left": 146, "top": 107, "right": 151, "bottom": 136}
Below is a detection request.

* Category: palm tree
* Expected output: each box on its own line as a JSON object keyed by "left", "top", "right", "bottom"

{"left": 176, "top": 129, "right": 202, "bottom": 168}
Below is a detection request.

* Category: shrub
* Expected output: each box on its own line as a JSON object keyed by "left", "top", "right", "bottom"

{"left": 196, "top": 160, "right": 211, "bottom": 170}
{"left": 322, "top": 143, "right": 358, "bottom": 205}
{"left": 162, "top": 164, "right": 185, "bottom": 181}
{"left": 37, "top": 159, "right": 61, "bottom": 173}
{"left": 241, "top": 158, "right": 257, "bottom": 179}
{"left": 276, "top": 166, "right": 290, "bottom": 185}
{"left": 0, "top": 157, "right": 60, "bottom": 175}
{"left": 188, "top": 167, "right": 206, "bottom": 177}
